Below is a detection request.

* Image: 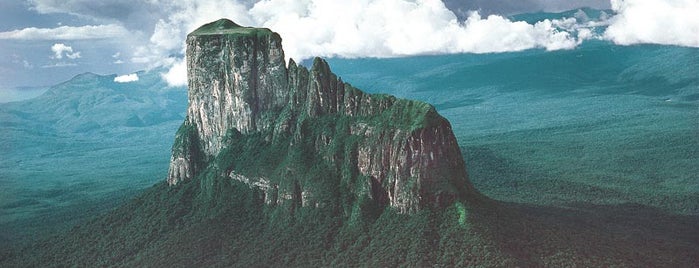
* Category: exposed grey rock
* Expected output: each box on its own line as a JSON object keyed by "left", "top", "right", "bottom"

{"left": 168, "top": 19, "right": 476, "bottom": 213}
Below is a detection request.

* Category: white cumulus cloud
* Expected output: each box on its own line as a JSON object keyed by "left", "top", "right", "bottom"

{"left": 604, "top": 0, "right": 699, "bottom": 47}
{"left": 0, "top": 24, "right": 130, "bottom": 40}
{"left": 161, "top": 59, "right": 187, "bottom": 87}
{"left": 114, "top": 73, "right": 139, "bottom": 83}
{"left": 158, "top": 0, "right": 594, "bottom": 86}
{"left": 130, "top": 0, "right": 252, "bottom": 67}
{"left": 20, "top": 0, "right": 699, "bottom": 88}
{"left": 248, "top": 0, "right": 583, "bottom": 60}
{"left": 51, "top": 43, "right": 81, "bottom": 59}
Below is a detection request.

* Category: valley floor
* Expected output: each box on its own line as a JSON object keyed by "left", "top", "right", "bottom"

{"left": 2, "top": 185, "right": 697, "bottom": 267}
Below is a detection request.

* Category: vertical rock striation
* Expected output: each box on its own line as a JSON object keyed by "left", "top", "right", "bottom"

{"left": 184, "top": 19, "right": 287, "bottom": 157}
{"left": 168, "top": 19, "right": 476, "bottom": 213}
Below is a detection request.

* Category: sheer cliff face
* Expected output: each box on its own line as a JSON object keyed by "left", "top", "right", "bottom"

{"left": 168, "top": 19, "right": 475, "bottom": 213}
{"left": 185, "top": 20, "right": 287, "bottom": 157}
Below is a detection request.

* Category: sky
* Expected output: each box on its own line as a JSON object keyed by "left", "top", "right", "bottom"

{"left": 0, "top": 0, "right": 697, "bottom": 90}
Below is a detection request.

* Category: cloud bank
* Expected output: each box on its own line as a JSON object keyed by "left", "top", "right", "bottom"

{"left": 152, "top": 0, "right": 592, "bottom": 86}
{"left": 604, "top": 0, "right": 699, "bottom": 47}
{"left": 248, "top": 0, "right": 581, "bottom": 60}
{"left": 15, "top": 0, "right": 699, "bottom": 88}
{"left": 0, "top": 24, "right": 130, "bottom": 40}
{"left": 0, "top": 24, "right": 129, "bottom": 40}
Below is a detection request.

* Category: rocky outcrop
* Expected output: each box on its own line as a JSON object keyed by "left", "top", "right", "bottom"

{"left": 168, "top": 19, "right": 476, "bottom": 213}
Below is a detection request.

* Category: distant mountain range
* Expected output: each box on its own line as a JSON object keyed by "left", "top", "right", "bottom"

{"left": 0, "top": 69, "right": 186, "bottom": 246}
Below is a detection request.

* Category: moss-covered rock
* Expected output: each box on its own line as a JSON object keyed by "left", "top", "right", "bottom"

{"left": 169, "top": 19, "right": 478, "bottom": 213}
